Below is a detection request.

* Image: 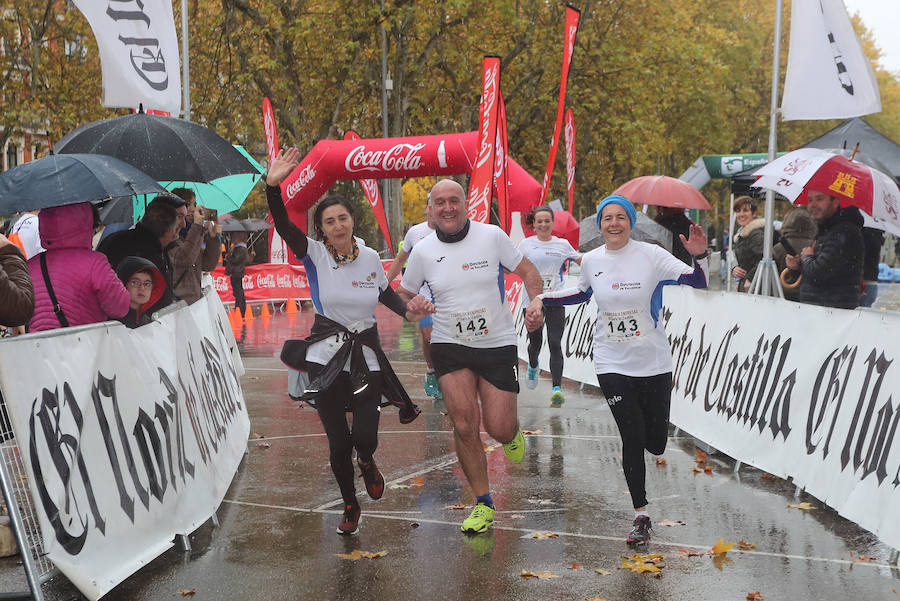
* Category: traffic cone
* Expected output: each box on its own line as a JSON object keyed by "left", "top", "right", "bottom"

{"left": 244, "top": 304, "right": 255, "bottom": 322}
{"left": 261, "top": 302, "right": 271, "bottom": 318}
{"left": 285, "top": 298, "right": 298, "bottom": 314}
{"left": 228, "top": 306, "right": 239, "bottom": 327}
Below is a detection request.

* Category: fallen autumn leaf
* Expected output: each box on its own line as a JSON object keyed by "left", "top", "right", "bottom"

{"left": 444, "top": 503, "right": 470, "bottom": 510}
{"left": 569, "top": 562, "right": 584, "bottom": 570}
{"left": 655, "top": 457, "right": 667, "bottom": 466}
{"left": 711, "top": 538, "right": 736, "bottom": 555}
{"left": 746, "top": 591, "right": 764, "bottom": 600}
{"left": 738, "top": 540, "right": 757, "bottom": 550}
{"left": 336, "top": 550, "right": 389, "bottom": 560}
{"left": 178, "top": 590, "right": 196, "bottom": 597}
{"left": 519, "top": 570, "right": 558, "bottom": 579}
{"left": 787, "top": 502, "right": 817, "bottom": 510}
{"left": 594, "top": 568, "right": 612, "bottom": 575}
{"left": 532, "top": 531, "right": 559, "bottom": 539}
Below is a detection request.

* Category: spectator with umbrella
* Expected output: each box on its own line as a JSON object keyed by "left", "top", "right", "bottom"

{"left": 166, "top": 187, "right": 222, "bottom": 304}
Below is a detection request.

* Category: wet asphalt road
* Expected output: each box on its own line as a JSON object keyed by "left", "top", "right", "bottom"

{"left": 4, "top": 305, "right": 900, "bottom": 601}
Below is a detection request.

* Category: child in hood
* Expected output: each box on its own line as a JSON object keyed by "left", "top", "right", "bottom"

{"left": 116, "top": 256, "right": 167, "bottom": 328}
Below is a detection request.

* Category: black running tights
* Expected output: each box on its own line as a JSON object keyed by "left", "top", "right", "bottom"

{"left": 308, "top": 364, "right": 383, "bottom": 507}
{"left": 595, "top": 372, "right": 673, "bottom": 509}
{"left": 527, "top": 305, "right": 566, "bottom": 387}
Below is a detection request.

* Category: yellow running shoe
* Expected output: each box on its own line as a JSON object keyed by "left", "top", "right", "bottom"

{"left": 550, "top": 386, "right": 565, "bottom": 408}
{"left": 502, "top": 429, "right": 525, "bottom": 464}
{"left": 461, "top": 502, "right": 495, "bottom": 534}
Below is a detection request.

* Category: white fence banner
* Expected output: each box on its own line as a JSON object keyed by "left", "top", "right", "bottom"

{"left": 0, "top": 289, "right": 248, "bottom": 600}
{"left": 513, "top": 277, "right": 900, "bottom": 552}
{"left": 73, "top": 0, "right": 182, "bottom": 115}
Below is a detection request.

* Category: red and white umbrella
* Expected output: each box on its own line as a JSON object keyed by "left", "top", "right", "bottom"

{"left": 751, "top": 148, "right": 900, "bottom": 230}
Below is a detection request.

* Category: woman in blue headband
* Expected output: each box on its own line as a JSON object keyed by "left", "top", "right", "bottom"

{"left": 526, "top": 194, "right": 709, "bottom": 545}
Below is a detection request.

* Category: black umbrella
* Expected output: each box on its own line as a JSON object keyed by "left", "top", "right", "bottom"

{"left": 53, "top": 111, "right": 259, "bottom": 183}
{"left": 0, "top": 153, "right": 165, "bottom": 217}
{"left": 241, "top": 218, "right": 273, "bottom": 231}
{"left": 219, "top": 217, "right": 246, "bottom": 232}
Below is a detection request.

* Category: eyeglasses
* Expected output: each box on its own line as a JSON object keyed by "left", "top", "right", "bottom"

{"left": 127, "top": 279, "right": 154, "bottom": 289}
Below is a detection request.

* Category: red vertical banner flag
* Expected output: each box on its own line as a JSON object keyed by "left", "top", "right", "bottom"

{"left": 467, "top": 56, "right": 501, "bottom": 223}
{"left": 564, "top": 107, "right": 576, "bottom": 214}
{"left": 262, "top": 97, "right": 279, "bottom": 166}
{"left": 538, "top": 5, "right": 580, "bottom": 206}
{"left": 345, "top": 129, "right": 393, "bottom": 253}
{"left": 494, "top": 92, "right": 511, "bottom": 232}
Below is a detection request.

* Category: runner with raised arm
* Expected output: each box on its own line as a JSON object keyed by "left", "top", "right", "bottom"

{"left": 398, "top": 179, "right": 544, "bottom": 535}
{"left": 267, "top": 148, "right": 433, "bottom": 536}
{"left": 527, "top": 195, "right": 708, "bottom": 545}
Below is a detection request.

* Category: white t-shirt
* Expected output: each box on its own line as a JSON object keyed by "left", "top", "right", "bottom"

{"left": 401, "top": 221, "right": 523, "bottom": 348}
{"left": 542, "top": 239, "right": 708, "bottom": 377}
{"left": 517, "top": 235, "right": 581, "bottom": 304}
{"left": 302, "top": 238, "right": 389, "bottom": 371}
{"left": 401, "top": 221, "right": 435, "bottom": 298}
{"left": 11, "top": 213, "right": 44, "bottom": 259}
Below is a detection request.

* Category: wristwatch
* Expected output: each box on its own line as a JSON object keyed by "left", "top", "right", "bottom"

{"left": 693, "top": 250, "right": 710, "bottom": 260}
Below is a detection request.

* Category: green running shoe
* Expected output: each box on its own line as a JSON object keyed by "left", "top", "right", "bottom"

{"left": 502, "top": 429, "right": 525, "bottom": 464}
{"left": 424, "top": 372, "right": 440, "bottom": 397}
{"left": 461, "top": 502, "right": 495, "bottom": 534}
{"left": 550, "top": 386, "right": 565, "bottom": 408}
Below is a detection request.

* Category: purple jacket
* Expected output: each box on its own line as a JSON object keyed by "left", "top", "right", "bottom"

{"left": 27, "top": 203, "right": 130, "bottom": 332}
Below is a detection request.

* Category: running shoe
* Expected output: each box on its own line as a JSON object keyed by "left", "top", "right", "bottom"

{"left": 525, "top": 366, "right": 539, "bottom": 389}
{"left": 337, "top": 504, "right": 361, "bottom": 535}
{"left": 461, "top": 502, "right": 495, "bottom": 534}
{"left": 424, "top": 372, "right": 440, "bottom": 397}
{"left": 502, "top": 429, "right": 525, "bottom": 464}
{"left": 626, "top": 515, "right": 652, "bottom": 545}
{"left": 550, "top": 386, "right": 565, "bottom": 408}
{"left": 358, "top": 459, "right": 385, "bottom": 500}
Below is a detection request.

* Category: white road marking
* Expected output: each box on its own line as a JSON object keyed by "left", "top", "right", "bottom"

{"left": 220, "top": 498, "right": 893, "bottom": 570}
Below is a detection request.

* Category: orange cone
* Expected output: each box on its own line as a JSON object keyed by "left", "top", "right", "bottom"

{"left": 261, "top": 302, "right": 271, "bottom": 318}
{"left": 285, "top": 298, "right": 298, "bottom": 314}
{"left": 244, "top": 304, "right": 254, "bottom": 322}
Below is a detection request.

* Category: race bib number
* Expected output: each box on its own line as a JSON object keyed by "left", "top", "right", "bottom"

{"left": 601, "top": 309, "right": 647, "bottom": 343}
{"left": 325, "top": 332, "right": 351, "bottom": 354}
{"left": 541, "top": 274, "right": 556, "bottom": 292}
{"left": 451, "top": 307, "right": 491, "bottom": 343}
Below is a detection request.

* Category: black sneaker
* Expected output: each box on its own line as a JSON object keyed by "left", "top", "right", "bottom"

{"left": 337, "top": 504, "right": 361, "bottom": 535}
{"left": 358, "top": 459, "right": 385, "bottom": 500}
{"left": 626, "top": 515, "right": 652, "bottom": 544}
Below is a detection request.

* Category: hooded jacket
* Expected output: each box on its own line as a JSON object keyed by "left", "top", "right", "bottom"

{"left": 798, "top": 206, "right": 864, "bottom": 309}
{"left": 97, "top": 221, "right": 174, "bottom": 312}
{"left": 115, "top": 256, "right": 167, "bottom": 328}
{"left": 27, "top": 203, "right": 130, "bottom": 332}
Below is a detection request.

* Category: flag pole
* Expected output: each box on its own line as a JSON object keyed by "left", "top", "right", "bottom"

{"left": 752, "top": 0, "right": 785, "bottom": 298}
{"left": 181, "top": 0, "right": 191, "bottom": 120}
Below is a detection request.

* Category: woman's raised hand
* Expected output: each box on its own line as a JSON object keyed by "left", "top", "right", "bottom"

{"left": 680, "top": 223, "right": 708, "bottom": 257}
{"left": 266, "top": 148, "right": 301, "bottom": 186}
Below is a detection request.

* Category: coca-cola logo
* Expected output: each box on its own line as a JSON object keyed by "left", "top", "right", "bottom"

{"left": 344, "top": 143, "right": 426, "bottom": 174}
{"left": 286, "top": 163, "right": 316, "bottom": 198}
{"left": 475, "top": 65, "right": 499, "bottom": 169}
{"left": 360, "top": 179, "right": 380, "bottom": 207}
{"left": 567, "top": 23, "right": 578, "bottom": 54}
{"left": 263, "top": 108, "right": 277, "bottom": 164}
{"left": 494, "top": 129, "right": 506, "bottom": 180}
{"left": 564, "top": 117, "right": 575, "bottom": 189}
{"left": 505, "top": 280, "right": 524, "bottom": 310}
{"left": 467, "top": 184, "right": 490, "bottom": 223}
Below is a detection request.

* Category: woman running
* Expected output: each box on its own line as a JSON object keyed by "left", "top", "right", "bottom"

{"left": 526, "top": 195, "right": 708, "bottom": 545}
{"left": 267, "top": 148, "right": 432, "bottom": 536}
{"left": 517, "top": 206, "right": 581, "bottom": 406}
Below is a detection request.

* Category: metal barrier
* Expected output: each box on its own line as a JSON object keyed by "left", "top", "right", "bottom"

{"left": 0, "top": 395, "right": 50, "bottom": 600}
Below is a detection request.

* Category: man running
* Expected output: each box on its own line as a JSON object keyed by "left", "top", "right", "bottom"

{"left": 386, "top": 200, "right": 441, "bottom": 399}
{"left": 400, "top": 179, "right": 544, "bottom": 534}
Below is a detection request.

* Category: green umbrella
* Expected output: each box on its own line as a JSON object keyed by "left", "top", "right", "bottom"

{"left": 132, "top": 145, "right": 265, "bottom": 222}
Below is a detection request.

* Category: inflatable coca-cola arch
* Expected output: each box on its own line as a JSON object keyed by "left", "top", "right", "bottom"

{"left": 278, "top": 131, "right": 542, "bottom": 261}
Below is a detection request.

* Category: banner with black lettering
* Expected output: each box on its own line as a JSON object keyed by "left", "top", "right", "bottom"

{"left": 0, "top": 289, "right": 249, "bottom": 600}
{"left": 510, "top": 278, "right": 900, "bottom": 552}
{"left": 72, "top": 0, "right": 181, "bottom": 115}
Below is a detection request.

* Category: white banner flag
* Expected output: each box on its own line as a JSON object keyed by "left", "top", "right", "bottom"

{"left": 73, "top": 0, "right": 182, "bottom": 115}
{"left": 781, "top": 0, "right": 881, "bottom": 121}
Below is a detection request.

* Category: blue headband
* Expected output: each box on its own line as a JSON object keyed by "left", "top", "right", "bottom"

{"left": 596, "top": 195, "right": 637, "bottom": 229}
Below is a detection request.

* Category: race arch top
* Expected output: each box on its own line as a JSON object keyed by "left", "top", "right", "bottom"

{"left": 280, "top": 131, "right": 541, "bottom": 224}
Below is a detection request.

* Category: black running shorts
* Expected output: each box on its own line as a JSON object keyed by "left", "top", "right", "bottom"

{"left": 430, "top": 343, "right": 519, "bottom": 393}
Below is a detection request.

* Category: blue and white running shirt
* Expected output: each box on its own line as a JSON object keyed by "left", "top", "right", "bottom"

{"left": 401, "top": 221, "right": 523, "bottom": 348}
{"left": 303, "top": 238, "right": 389, "bottom": 371}
{"left": 541, "top": 239, "right": 708, "bottom": 377}
{"left": 517, "top": 235, "right": 581, "bottom": 304}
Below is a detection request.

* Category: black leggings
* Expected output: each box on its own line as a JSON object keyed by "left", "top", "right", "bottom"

{"left": 596, "top": 372, "right": 672, "bottom": 509}
{"left": 308, "top": 363, "right": 383, "bottom": 507}
{"left": 230, "top": 273, "right": 246, "bottom": 316}
{"left": 526, "top": 305, "right": 565, "bottom": 387}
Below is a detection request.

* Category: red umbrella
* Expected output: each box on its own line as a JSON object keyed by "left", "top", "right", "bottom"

{"left": 612, "top": 175, "right": 712, "bottom": 210}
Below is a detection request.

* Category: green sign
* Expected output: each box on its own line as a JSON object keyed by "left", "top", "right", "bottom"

{"left": 701, "top": 153, "right": 782, "bottom": 179}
